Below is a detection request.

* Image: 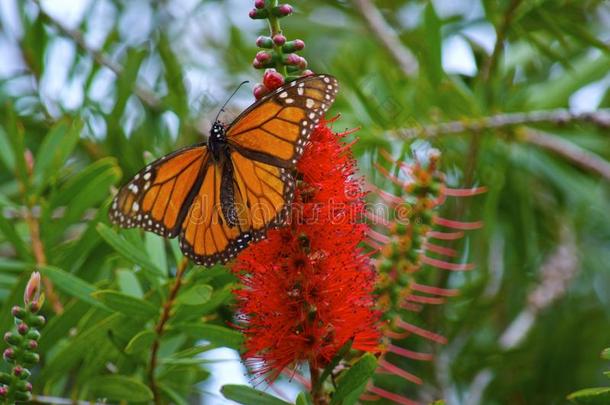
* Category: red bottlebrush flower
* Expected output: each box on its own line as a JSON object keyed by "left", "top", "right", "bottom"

{"left": 232, "top": 120, "right": 381, "bottom": 382}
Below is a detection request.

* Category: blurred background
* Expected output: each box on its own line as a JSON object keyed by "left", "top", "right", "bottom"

{"left": 1, "top": 0, "right": 609, "bottom": 404}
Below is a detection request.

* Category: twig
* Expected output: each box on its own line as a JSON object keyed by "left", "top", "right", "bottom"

{"left": 32, "top": 0, "right": 162, "bottom": 111}
{"left": 520, "top": 128, "right": 610, "bottom": 181}
{"left": 148, "top": 258, "right": 189, "bottom": 404}
{"left": 465, "top": 227, "right": 578, "bottom": 405}
{"left": 352, "top": 0, "right": 418, "bottom": 77}
{"left": 481, "top": 0, "right": 522, "bottom": 82}
{"left": 393, "top": 108, "right": 610, "bottom": 139}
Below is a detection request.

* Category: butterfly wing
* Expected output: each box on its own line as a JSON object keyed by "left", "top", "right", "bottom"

{"left": 226, "top": 74, "right": 339, "bottom": 168}
{"left": 109, "top": 145, "right": 208, "bottom": 238}
{"left": 178, "top": 151, "right": 293, "bottom": 266}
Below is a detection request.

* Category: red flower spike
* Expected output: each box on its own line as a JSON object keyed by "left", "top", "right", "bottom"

{"left": 262, "top": 69, "right": 285, "bottom": 91}
{"left": 232, "top": 122, "right": 381, "bottom": 382}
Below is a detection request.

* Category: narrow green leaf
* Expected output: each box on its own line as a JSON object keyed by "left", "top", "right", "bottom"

{"left": 159, "top": 384, "right": 189, "bottom": 405}
{"left": 0, "top": 259, "right": 30, "bottom": 273}
{"left": 93, "top": 290, "right": 158, "bottom": 319}
{"left": 33, "top": 119, "right": 83, "bottom": 192}
{"left": 601, "top": 348, "right": 610, "bottom": 360}
{"left": 0, "top": 125, "right": 15, "bottom": 171}
{"left": 179, "top": 323, "right": 243, "bottom": 350}
{"left": 0, "top": 207, "right": 30, "bottom": 259}
{"left": 568, "top": 387, "right": 610, "bottom": 404}
{"left": 40, "top": 265, "right": 108, "bottom": 310}
{"left": 116, "top": 269, "right": 144, "bottom": 298}
{"left": 296, "top": 392, "right": 314, "bottom": 405}
{"left": 330, "top": 354, "right": 377, "bottom": 405}
{"left": 97, "top": 223, "right": 164, "bottom": 277}
{"left": 88, "top": 375, "right": 153, "bottom": 401}
{"left": 146, "top": 232, "right": 168, "bottom": 276}
{"left": 221, "top": 385, "right": 292, "bottom": 405}
{"left": 423, "top": 2, "right": 443, "bottom": 86}
{"left": 177, "top": 284, "right": 212, "bottom": 306}
{"left": 125, "top": 330, "right": 156, "bottom": 355}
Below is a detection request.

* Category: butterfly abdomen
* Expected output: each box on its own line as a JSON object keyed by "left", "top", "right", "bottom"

{"left": 220, "top": 159, "right": 239, "bottom": 228}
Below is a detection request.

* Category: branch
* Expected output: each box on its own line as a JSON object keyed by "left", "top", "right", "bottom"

{"left": 352, "top": 0, "right": 418, "bottom": 77}
{"left": 393, "top": 108, "right": 610, "bottom": 139}
{"left": 33, "top": 1, "right": 163, "bottom": 111}
{"left": 521, "top": 128, "right": 610, "bottom": 182}
{"left": 148, "top": 258, "right": 189, "bottom": 404}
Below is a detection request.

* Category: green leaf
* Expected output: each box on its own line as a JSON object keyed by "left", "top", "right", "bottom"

{"left": 32, "top": 119, "right": 83, "bottom": 193}
{"left": 568, "top": 387, "right": 610, "bottom": 404}
{"left": 423, "top": 2, "right": 443, "bottom": 86}
{"left": 296, "top": 392, "right": 314, "bottom": 405}
{"left": 0, "top": 205, "right": 30, "bottom": 259}
{"left": 93, "top": 290, "right": 158, "bottom": 319}
{"left": 330, "top": 354, "right": 377, "bottom": 405}
{"left": 125, "top": 330, "right": 156, "bottom": 355}
{"left": 97, "top": 223, "right": 164, "bottom": 278}
{"left": 0, "top": 125, "right": 15, "bottom": 171}
{"left": 146, "top": 232, "right": 168, "bottom": 276}
{"left": 179, "top": 323, "right": 243, "bottom": 350}
{"left": 221, "top": 385, "right": 292, "bottom": 405}
{"left": 601, "top": 348, "right": 610, "bottom": 360}
{"left": 177, "top": 284, "right": 212, "bottom": 306}
{"left": 116, "top": 269, "right": 144, "bottom": 298}
{"left": 40, "top": 265, "right": 108, "bottom": 310}
{"left": 88, "top": 375, "right": 153, "bottom": 401}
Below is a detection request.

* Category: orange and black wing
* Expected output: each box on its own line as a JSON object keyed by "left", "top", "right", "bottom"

{"left": 226, "top": 74, "right": 339, "bottom": 168}
{"left": 179, "top": 150, "right": 293, "bottom": 266}
{"left": 109, "top": 145, "right": 208, "bottom": 238}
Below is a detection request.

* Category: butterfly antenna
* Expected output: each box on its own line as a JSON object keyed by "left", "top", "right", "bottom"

{"left": 214, "top": 80, "right": 250, "bottom": 123}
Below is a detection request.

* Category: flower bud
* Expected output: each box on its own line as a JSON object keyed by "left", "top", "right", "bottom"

{"left": 255, "top": 51, "right": 272, "bottom": 63}
{"left": 24, "top": 271, "right": 41, "bottom": 308}
{"left": 3, "top": 348, "right": 15, "bottom": 362}
{"left": 263, "top": 69, "right": 285, "bottom": 91}
{"left": 12, "top": 305, "right": 26, "bottom": 319}
{"left": 272, "top": 34, "right": 286, "bottom": 46}
{"left": 301, "top": 70, "right": 315, "bottom": 77}
{"left": 0, "top": 386, "right": 7, "bottom": 396}
{"left": 272, "top": 4, "right": 293, "bottom": 17}
{"left": 28, "top": 315, "right": 45, "bottom": 328}
{"left": 0, "top": 372, "right": 10, "bottom": 385}
{"left": 256, "top": 36, "right": 273, "bottom": 49}
{"left": 283, "top": 53, "right": 301, "bottom": 65}
{"left": 24, "top": 149, "right": 34, "bottom": 177}
{"left": 253, "top": 84, "right": 269, "bottom": 100}
{"left": 15, "top": 391, "right": 31, "bottom": 401}
{"left": 28, "top": 339, "right": 38, "bottom": 350}
{"left": 297, "top": 57, "right": 308, "bottom": 70}
{"left": 254, "top": 0, "right": 265, "bottom": 9}
{"left": 282, "top": 39, "right": 305, "bottom": 53}
{"left": 22, "top": 352, "right": 39, "bottom": 365}
{"left": 18, "top": 323, "right": 29, "bottom": 335}
{"left": 249, "top": 8, "right": 269, "bottom": 19}
{"left": 4, "top": 331, "right": 21, "bottom": 345}
{"left": 26, "top": 329, "right": 41, "bottom": 341}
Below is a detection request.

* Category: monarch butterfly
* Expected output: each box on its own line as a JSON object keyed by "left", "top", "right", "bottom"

{"left": 109, "top": 74, "right": 338, "bottom": 266}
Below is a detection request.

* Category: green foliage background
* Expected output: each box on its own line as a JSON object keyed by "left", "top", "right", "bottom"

{"left": 0, "top": 0, "right": 609, "bottom": 404}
